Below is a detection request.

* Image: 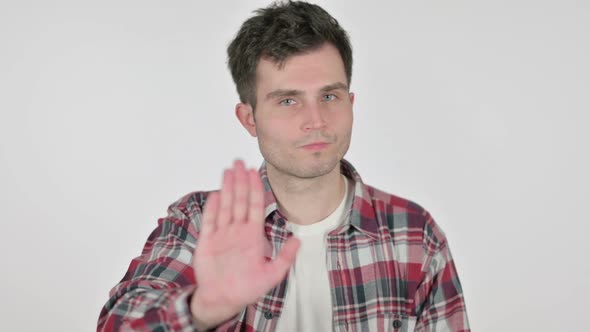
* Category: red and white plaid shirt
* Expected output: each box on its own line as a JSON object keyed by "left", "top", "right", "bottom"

{"left": 98, "top": 159, "right": 470, "bottom": 331}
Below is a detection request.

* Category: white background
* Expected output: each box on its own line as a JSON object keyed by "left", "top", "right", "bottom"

{"left": 1, "top": 0, "right": 589, "bottom": 331}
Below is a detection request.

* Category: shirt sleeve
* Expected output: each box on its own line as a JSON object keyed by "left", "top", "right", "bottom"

{"left": 413, "top": 216, "right": 471, "bottom": 332}
{"left": 97, "top": 193, "right": 244, "bottom": 331}
{"left": 96, "top": 201, "right": 201, "bottom": 331}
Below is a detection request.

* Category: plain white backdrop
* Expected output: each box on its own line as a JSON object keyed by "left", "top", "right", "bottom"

{"left": 1, "top": 0, "right": 588, "bottom": 331}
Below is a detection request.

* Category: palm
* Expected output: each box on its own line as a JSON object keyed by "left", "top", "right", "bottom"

{"left": 195, "top": 217, "right": 273, "bottom": 305}
{"left": 190, "top": 160, "right": 299, "bottom": 325}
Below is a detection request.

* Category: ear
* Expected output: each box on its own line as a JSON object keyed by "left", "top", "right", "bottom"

{"left": 349, "top": 92, "right": 355, "bottom": 105}
{"left": 235, "top": 103, "right": 257, "bottom": 137}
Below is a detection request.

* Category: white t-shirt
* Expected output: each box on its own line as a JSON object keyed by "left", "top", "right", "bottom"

{"left": 275, "top": 175, "right": 354, "bottom": 332}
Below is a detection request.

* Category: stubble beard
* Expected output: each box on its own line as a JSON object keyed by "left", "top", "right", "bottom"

{"left": 260, "top": 133, "right": 351, "bottom": 180}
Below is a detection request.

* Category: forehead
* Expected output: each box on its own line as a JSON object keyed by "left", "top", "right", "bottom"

{"left": 255, "top": 43, "right": 348, "bottom": 94}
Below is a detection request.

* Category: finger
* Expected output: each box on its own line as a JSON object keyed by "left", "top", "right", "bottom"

{"left": 217, "top": 169, "right": 234, "bottom": 228}
{"left": 232, "top": 160, "right": 248, "bottom": 224}
{"left": 265, "top": 237, "right": 300, "bottom": 285}
{"left": 201, "top": 191, "right": 220, "bottom": 236}
{"left": 247, "top": 168, "right": 265, "bottom": 226}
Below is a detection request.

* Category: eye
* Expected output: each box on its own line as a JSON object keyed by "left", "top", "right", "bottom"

{"left": 279, "top": 98, "right": 296, "bottom": 106}
{"left": 322, "top": 94, "right": 337, "bottom": 101}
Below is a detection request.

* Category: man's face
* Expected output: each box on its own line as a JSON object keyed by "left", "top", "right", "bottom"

{"left": 238, "top": 43, "right": 354, "bottom": 179}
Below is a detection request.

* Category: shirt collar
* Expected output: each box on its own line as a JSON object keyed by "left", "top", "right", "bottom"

{"left": 258, "top": 158, "right": 380, "bottom": 240}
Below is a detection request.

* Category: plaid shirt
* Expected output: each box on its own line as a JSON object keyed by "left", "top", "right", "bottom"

{"left": 98, "top": 159, "right": 470, "bottom": 331}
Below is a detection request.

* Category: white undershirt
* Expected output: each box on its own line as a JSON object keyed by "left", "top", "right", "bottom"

{"left": 275, "top": 175, "right": 353, "bottom": 332}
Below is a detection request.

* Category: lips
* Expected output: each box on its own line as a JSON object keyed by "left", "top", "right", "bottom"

{"left": 302, "top": 142, "right": 330, "bottom": 150}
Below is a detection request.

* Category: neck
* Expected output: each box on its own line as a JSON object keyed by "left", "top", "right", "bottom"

{"left": 266, "top": 163, "right": 345, "bottom": 226}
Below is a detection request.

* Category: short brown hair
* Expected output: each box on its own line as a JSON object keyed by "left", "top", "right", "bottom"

{"left": 227, "top": 0, "right": 353, "bottom": 109}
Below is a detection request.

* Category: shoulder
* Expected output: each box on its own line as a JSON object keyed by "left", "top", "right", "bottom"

{"left": 363, "top": 184, "right": 448, "bottom": 255}
{"left": 167, "top": 190, "right": 212, "bottom": 217}
{"left": 158, "top": 190, "right": 216, "bottom": 233}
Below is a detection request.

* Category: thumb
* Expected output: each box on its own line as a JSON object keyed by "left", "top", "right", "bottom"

{"left": 264, "top": 237, "right": 301, "bottom": 286}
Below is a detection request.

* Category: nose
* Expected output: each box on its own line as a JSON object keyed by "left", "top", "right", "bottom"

{"left": 301, "top": 102, "right": 327, "bottom": 132}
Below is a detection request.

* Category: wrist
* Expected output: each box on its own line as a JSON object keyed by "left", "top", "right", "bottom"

{"left": 190, "top": 288, "right": 241, "bottom": 331}
{"left": 190, "top": 290, "right": 216, "bottom": 331}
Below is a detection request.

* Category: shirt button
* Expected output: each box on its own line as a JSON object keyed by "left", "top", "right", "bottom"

{"left": 264, "top": 311, "right": 274, "bottom": 320}
{"left": 276, "top": 218, "right": 285, "bottom": 227}
{"left": 393, "top": 319, "right": 402, "bottom": 329}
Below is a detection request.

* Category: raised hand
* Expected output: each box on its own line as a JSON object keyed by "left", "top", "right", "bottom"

{"left": 190, "top": 160, "right": 300, "bottom": 330}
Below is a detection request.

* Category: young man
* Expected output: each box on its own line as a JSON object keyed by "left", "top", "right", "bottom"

{"left": 98, "top": 1, "right": 470, "bottom": 331}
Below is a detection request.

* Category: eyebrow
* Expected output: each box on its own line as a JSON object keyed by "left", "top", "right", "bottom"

{"left": 320, "top": 82, "right": 348, "bottom": 92}
{"left": 264, "top": 82, "right": 349, "bottom": 101}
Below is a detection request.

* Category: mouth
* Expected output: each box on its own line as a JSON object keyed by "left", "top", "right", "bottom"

{"left": 301, "top": 142, "right": 331, "bottom": 151}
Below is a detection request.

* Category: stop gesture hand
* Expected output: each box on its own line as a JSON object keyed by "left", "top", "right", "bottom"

{"left": 190, "top": 160, "right": 300, "bottom": 330}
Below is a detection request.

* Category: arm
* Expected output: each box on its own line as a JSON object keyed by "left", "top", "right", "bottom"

{"left": 97, "top": 160, "right": 300, "bottom": 331}
{"left": 97, "top": 200, "right": 218, "bottom": 331}
{"left": 414, "top": 217, "right": 470, "bottom": 332}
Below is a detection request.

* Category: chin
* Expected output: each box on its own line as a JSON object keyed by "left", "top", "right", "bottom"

{"left": 262, "top": 141, "right": 348, "bottom": 179}
{"left": 290, "top": 156, "right": 341, "bottom": 179}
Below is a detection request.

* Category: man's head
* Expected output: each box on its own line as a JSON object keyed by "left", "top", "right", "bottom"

{"left": 230, "top": 1, "right": 354, "bottom": 180}
{"left": 227, "top": 0, "right": 353, "bottom": 110}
